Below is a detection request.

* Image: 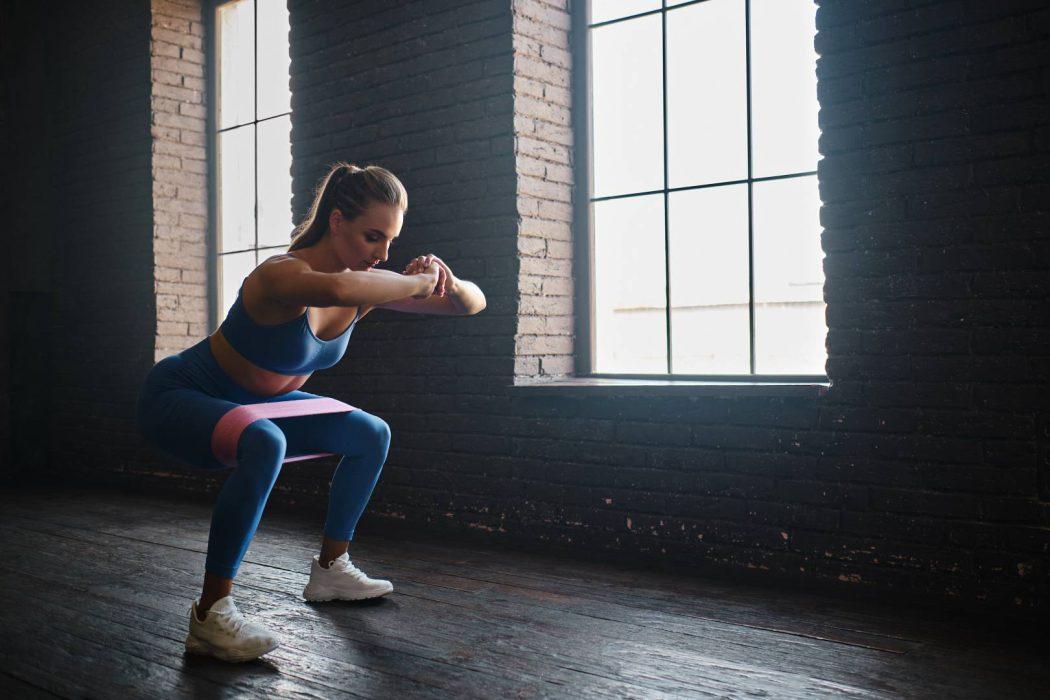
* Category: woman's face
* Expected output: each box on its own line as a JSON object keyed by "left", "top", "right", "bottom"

{"left": 329, "top": 202, "right": 404, "bottom": 272}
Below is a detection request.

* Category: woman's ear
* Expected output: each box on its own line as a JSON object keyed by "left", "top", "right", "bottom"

{"left": 328, "top": 208, "right": 343, "bottom": 231}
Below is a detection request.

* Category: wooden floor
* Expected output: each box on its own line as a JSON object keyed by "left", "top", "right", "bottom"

{"left": 0, "top": 486, "right": 1046, "bottom": 699}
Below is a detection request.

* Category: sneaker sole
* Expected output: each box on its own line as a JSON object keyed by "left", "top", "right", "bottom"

{"left": 302, "top": 583, "right": 394, "bottom": 602}
{"left": 185, "top": 633, "right": 278, "bottom": 662}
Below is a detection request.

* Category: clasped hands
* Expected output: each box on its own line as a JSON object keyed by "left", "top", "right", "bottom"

{"left": 403, "top": 254, "right": 455, "bottom": 299}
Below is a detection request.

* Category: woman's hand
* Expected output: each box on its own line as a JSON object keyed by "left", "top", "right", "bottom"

{"left": 403, "top": 254, "right": 455, "bottom": 297}
{"left": 409, "top": 263, "right": 442, "bottom": 299}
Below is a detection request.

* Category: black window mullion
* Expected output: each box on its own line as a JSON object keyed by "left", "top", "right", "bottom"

{"left": 589, "top": 0, "right": 717, "bottom": 30}
{"left": 592, "top": 170, "right": 817, "bottom": 203}
{"left": 253, "top": 0, "right": 259, "bottom": 264}
{"left": 744, "top": 0, "right": 756, "bottom": 375}
{"left": 217, "top": 111, "right": 288, "bottom": 134}
{"left": 206, "top": 1, "right": 218, "bottom": 331}
{"left": 661, "top": 1, "right": 672, "bottom": 375}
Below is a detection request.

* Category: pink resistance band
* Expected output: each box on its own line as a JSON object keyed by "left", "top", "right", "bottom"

{"left": 210, "top": 397, "right": 358, "bottom": 468}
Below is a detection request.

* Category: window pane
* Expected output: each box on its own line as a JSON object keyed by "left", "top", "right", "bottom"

{"left": 593, "top": 195, "right": 667, "bottom": 373}
{"left": 217, "top": 0, "right": 255, "bottom": 130}
{"left": 257, "top": 115, "right": 293, "bottom": 248}
{"left": 218, "top": 125, "right": 255, "bottom": 253}
{"left": 751, "top": 0, "right": 820, "bottom": 177}
{"left": 256, "top": 0, "right": 290, "bottom": 120}
{"left": 667, "top": 0, "right": 747, "bottom": 188}
{"left": 219, "top": 250, "right": 256, "bottom": 322}
{"left": 753, "top": 175, "right": 825, "bottom": 374}
{"left": 590, "top": 0, "right": 660, "bottom": 25}
{"left": 591, "top": 15, "right": 663, "bottom": 198}
{"left": 669, "top": 184, "right": 750, "bottom": 374}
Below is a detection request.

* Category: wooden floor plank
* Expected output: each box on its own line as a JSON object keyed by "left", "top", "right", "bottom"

{"left": 0, "top": 521, "right": 1011, "bottom": 700}
{"left": 4, "top": 521, "right": 834, "bottom": 698}
{"left": 1, "top": 486, "right": 1047, "bottom": 699}
{"left": 0, "top": 524, "right": 666, "bottom": 699}
{"left": 0, "top": 605, "right": 235, "bottom": 699}
{"left": 0, "top": 670, "right": 63, "bottom": 699}
{"left": 0, "top": 548, "right": 568, "bottom": 699}
{"left": 0, "top": 576, "right": 469, "bottom": 700}
{"left": 33, "top": 518, "right": 1046, "bottom": 700}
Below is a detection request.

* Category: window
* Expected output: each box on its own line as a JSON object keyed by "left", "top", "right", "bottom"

{"left": 583, "top": 0, "right": 824, "bottom": 378}
{"left": 211, "top": 0, "right": 292, "bottom": 322}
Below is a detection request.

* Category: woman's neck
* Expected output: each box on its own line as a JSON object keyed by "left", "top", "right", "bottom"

{"left": 291, "top": 234, "right": 346, "bottom": 273}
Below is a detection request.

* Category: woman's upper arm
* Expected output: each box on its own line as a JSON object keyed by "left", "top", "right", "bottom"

{"left": 255, "top": 258, "right": 343, "bottom": 308}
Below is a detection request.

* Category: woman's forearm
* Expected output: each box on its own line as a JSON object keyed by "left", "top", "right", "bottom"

{"left": 334, "top": 270, "right": 428, "bottom": 307}
{"left": 369, "top": 266, "right": 486, "bottom": 315}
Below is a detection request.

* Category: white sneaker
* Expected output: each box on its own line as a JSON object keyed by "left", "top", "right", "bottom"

{"left": 302, "top": 552, "right": 394, "bottom": 601}
{"left": 185, "top": 596, "right": 279, "bottom": 662}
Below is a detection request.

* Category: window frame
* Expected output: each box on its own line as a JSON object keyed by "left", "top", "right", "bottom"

{"left": 572, "top": 0, "right": 827, "bottom": 384}
{"left": 205, "top": 0, "right": 292, "bottom": 330}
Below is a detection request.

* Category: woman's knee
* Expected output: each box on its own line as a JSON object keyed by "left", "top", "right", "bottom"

{"left": 238, "top": 420, "right": 287, "bottom": 466}
{"left": 350, "top": 411, "right": 391, "bottom": 452}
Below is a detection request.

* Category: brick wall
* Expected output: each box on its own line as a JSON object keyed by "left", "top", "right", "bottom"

{"left": 813, "top": 0, "right": 1050, "bottom": 607}
{"left": 512, "top": 0, "right": 575, "bottom": 379}
{"left": 151, "top": 0, "right": 209, "bottom": 361}
{"left": 289, "top": 0, "right": 521, "bottom": 390}
{"left": 2, "top": 1, "right": 59, "bottom": 482}
{"left": 282, "top": 0, "right": 1050, "bottom": 615}
{"left": 43, "top": 2, "right": 157, "bottom": 477}
{"left": 0, "top": 0, "right": 14, "bottom": 479}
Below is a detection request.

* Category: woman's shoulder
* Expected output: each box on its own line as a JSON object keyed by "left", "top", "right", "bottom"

{"left": 242, "top": 253, "right": 313, "bottom": 318}
{"left": 249, "top": 253, "right": 314, "bottom": 286}
{"left": 258, "top": 252, "right": 308, "bottom": 270}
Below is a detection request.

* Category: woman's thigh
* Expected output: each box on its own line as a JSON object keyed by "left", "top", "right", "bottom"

{"left": 137, "top": 386, "right": 239, "bottom": 471}
{"left": 139, "top": 380, "right": 381, "bottom": 468}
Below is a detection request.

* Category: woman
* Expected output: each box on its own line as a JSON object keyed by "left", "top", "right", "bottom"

{"left": 136, "top": 162, "right": 486, "bottom": 662}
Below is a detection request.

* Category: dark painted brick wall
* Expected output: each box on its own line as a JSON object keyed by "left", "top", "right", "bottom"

{"left": 2, "top": 2, "right": 57, "bottom": 481}
{"left": 0, "top": 0, "right": 14, "bottom": 479}
{"left": 285, "top": 0, "right": 1050, "bottom": 615}
{"left": 813, "top": 0, "right": 1050, "bottom": 607}
{"left": 1, "top": 1, "right": 155, "bottom": 482}
{"left": 282, "top": 0, "right": 524, "bottom": 514}
{"left": 41, "top": 2, "right": 157, "bottom": 478}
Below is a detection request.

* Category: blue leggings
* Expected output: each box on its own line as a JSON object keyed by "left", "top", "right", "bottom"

{"left": 135, "top": 338, "right": 390, "bottom": 578}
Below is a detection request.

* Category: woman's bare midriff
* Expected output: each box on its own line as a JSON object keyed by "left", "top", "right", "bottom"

{"left": 208, "top": 331, "right": 310, "bottom": 397}
{"left": 208, "top": 254, "right": 371, "bottom": 398}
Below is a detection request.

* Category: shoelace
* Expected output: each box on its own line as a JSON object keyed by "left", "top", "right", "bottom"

{"left": 330, "top": 558, "right": 368, "bottom": 580}
{"left": 209, "top": 607, "right": 249, "bottom": 636}
{"left": 217, "top": 613, "right": 244, "bottom": 635}
{"left": 346, "top": 561, "right": 369, "bottom": 580}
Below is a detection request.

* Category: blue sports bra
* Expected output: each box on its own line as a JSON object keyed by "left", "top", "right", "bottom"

{"left": 219, "top": 282, "right": 360, "bottom": 376}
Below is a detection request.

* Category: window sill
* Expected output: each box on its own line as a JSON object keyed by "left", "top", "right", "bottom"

{"left": 510, "top": 377, "right": 830, "bottom": 398}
